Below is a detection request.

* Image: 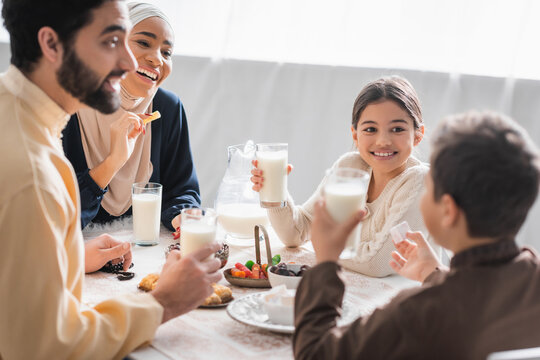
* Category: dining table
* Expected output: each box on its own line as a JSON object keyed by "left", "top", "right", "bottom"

{"left": 82, "top": 220, "right": 419, "bottom": 360}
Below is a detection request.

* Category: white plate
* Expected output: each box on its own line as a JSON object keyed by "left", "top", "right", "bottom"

{"left": 226, "top": 292, "right": 358, "bottom": 334}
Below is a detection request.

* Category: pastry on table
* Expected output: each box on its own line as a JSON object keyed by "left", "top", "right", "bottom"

{"left": 138, "top": 273, "right": 233, "bottom": 306}
{"left": 211, "top": 283, "right": 233, "bottom": 303}
{"left": 202, "top": 293, "right": 221, "bottom": 306}
{"left": 201, "top": 284, "right": 233, "bottom": 306}
{"left": 138, "top": 273, "right": 159, "bottom": 292}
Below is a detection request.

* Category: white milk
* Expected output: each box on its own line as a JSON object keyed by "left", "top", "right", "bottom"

{"left": 217, "top": 203, "right": 269, "bottom": 238}
{"left": 324, "top": 182, "right": 367, "bottom": 251}
{"left": 132, "top": 193, "right": 161, "bottom": 244}
{"left": 257, "top": 150, "right": 288, "bottom": 206}
{"left": 324, "top": 183, "right": 366, "bottom": 222}
{"left": 181, "top": 222, "right": 216, "bottom": 257}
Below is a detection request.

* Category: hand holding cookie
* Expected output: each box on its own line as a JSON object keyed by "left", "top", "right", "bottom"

{"left": 151, "top": 243, "right": 222, "bottom": 323}
{"left": 84, "top": 234, "right": 132, "bottom": 274}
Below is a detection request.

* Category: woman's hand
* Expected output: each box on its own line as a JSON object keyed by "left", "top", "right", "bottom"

{"left": 171, "top": 214, "right": 181, "bottom": 230}
{"left": 171, "top": 214, "right": 181, "bottom": 240}
{"left": 311, "top": 199, "right": 365, "bottom": 263}
{"left": 108, "top": 112, "right": 145, "bottom": 170}
{"left": 250, "top": 159, "right": 293, "bottom": 192}
{"left": 84, "top": 234, "right": 132, "bottom": 273}
{"left": 389, "top": 231, "right": 445, "bottom": 282}
{"left": 89, "top": 112, "right": 145, "bottom": 189}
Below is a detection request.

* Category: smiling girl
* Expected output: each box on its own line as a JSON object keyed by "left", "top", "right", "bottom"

{"left": 62, "top": 2, "right": 200, "bottom": 231}
{"left": 251, "top": 76, "right": 441, "bottom": 276}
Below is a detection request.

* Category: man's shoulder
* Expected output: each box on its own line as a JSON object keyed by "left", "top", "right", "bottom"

{"left": 383, "top": 272, "right": 454, "bottom": 318}
{"left": 0, "top": 89, "right": 33, "bottom": 196}
{"left": 0, "top": 76, "right": 74, "bottom": 217}
{"left": 0, "top": 80, "right": 17, "bottom": 113}
{"left": 0, "top": 112, "right": 69, "bottom": 209}
{"left": 0, "top": 78, "right": 10, "bottom": 97}
{"left": 390, "top": 254, "right": 540, "bottom": 312}
{"left": 1, "top": 146, "right": 67, "bottom": 202}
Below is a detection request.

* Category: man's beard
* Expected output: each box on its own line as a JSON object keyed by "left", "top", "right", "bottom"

{"left": 56, "top": 44, "right": 124, "bottom": 114}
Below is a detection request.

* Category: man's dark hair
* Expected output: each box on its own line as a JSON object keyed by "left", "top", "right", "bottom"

{"left": 430, "top": 111, "right": 540, "bottom": 239}
{"left": 2, "top": 0, "right": 112, "bottom": 73}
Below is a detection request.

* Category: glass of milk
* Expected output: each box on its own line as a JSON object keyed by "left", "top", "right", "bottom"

{"left": 255, "top": 143, "right": 288, "bottom": 208}
{"left": 132, "top": 182, "right": 162, "bottom": 246}
{"left": 323, "top": 168, "right": 370, "bottom": 259}
{"left": 180, "top": 208, "right": 217, "bottom": 257}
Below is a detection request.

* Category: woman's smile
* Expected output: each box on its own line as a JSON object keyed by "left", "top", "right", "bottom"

{"left": 135, "top": 65, "right": 160, "bottom": 85}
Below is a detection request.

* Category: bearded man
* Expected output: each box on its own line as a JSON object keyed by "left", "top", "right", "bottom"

{"left": 0, "top": 1, "right": 221, "bottom": 359}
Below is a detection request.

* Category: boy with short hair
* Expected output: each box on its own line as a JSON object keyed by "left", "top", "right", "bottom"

{"left": 294, "top": 111, "right": 540, "bottom": 359}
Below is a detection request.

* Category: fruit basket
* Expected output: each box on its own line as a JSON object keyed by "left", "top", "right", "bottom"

{"left": 223, "top": 224, "right": 273, "bottom": 288}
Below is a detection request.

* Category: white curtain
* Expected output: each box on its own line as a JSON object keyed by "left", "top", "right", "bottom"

{"left": 143, "top": 0, "right": 540, "bottom": 79}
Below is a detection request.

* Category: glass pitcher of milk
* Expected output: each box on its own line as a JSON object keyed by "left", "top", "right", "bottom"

{"left": 215, "top": 140, "right": 269, "bottom": 247}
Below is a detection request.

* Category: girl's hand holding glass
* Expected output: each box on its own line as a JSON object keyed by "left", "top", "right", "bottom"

{"left": 250, "top": 159, "right": 293, "bottom": 192}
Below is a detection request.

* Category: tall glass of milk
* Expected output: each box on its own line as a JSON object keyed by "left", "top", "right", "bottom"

{"left": 132, "top": 182, "right": 162, "bottom": 246}
{"left": 180, "top": 208, "right": 217, "bottom": 257}
{"left": 256, "top": 143, "right": 288, "bottom": 208}
{"left": 323, "top": 168, "right": 369, "bottom": 259}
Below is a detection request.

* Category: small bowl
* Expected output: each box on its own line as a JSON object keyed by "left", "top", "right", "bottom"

{"left": 268, "top": 264, "right": 303, "bottom": 289}
{"left": 214, "top": 243, "right": 229, "bottom": 269}
{"left": 262, "top": 286, "right": 295, "bottom": 326}
{"left": 166, "top": 242, "right": 229, "bottom": 269}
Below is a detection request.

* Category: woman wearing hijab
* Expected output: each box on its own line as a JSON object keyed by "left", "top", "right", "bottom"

{"left": 62, "top": 2, "right": 200, "bottom": 232}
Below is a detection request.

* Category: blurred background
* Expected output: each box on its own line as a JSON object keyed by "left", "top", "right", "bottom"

{"left": 1, "top": 0, "right": 539, "bottom": 247}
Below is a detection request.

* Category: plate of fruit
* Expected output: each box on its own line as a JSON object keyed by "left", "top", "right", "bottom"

{"left": 224, "top": 255, "right": 281, "bottom": 288}
{"left": 223, "top": 224, "right": 280, "bottom": 288}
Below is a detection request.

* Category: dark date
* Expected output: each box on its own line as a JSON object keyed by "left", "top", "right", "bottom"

{"left": 269, "top": 263, "right": 311, "bottom": 277}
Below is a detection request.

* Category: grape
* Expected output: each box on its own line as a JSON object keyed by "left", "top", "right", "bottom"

{"left": 276, "top": 268, "right": 290, "bottom": 276}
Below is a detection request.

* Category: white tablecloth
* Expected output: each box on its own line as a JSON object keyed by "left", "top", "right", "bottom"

{"left": 82, "top": 223, "right": 419, "bottom": 360}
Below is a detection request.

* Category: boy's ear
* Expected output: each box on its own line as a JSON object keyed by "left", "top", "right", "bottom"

{"left": 37, "top": 26, "right": 63, "bottom": 66}
{"left": 440, "top": 193, "right": 460, "bottom": 228}
{"left": 351, "top": 125, "right": 358, "bottom": 141}
{"left": 414, "top": 125, "right": 425, "bottom": 146}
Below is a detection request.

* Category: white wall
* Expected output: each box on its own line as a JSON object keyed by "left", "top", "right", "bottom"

{"left": 1, "top": 42, "right": 539, "bottom": 249}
